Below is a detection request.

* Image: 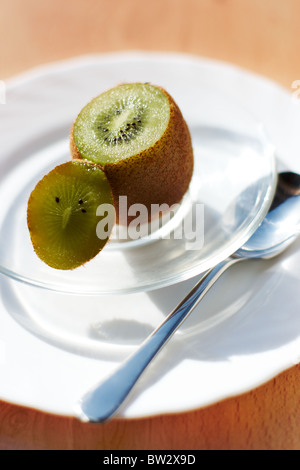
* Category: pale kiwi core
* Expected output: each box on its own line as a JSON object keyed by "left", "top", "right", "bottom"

{"left": 73, "top": 83, "right": 170, "bottom": 164}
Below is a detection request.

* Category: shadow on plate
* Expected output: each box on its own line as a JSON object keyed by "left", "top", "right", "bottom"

{"left": 1, "top": 237, "right": 300, "bottom": 368}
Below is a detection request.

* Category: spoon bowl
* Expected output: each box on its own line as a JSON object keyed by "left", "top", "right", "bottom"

{"left": 76, "top": 171, "right": 300, "bottom": 423}
{"left": 236, "top": 172, "right": 300, "bottom": 259}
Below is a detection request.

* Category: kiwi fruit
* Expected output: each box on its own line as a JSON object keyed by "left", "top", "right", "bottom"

{"left": 70, "top": 82, "right": 194, "bottom": 224}
{"left": 27, "top": 160, "right": 114, "bottom": 270}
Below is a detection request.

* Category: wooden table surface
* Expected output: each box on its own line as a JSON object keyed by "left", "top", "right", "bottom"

{"left": 1, "top": 0, "right": 300, "bottom": 450}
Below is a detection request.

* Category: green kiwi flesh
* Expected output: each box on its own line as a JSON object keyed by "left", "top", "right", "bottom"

{"left": 27, "top": 160, "right": 114, "bottom": 270}
{"left": 72, "top": 83, "right": 170, "bottom": 164}
{"left": 71, "top": 83, "right": 194, "bottom": 225}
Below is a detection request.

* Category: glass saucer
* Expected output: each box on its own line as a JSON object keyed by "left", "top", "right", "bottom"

{"left": 0, "top": 62, "right": 276, "bottom": 296}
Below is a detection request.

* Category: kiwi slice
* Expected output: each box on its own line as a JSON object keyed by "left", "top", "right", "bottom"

{"left": 27, "top": 160, "right": 114, "bottom": 270}
{"left": 70, "top": 83, "right": 194, "bottom": 224}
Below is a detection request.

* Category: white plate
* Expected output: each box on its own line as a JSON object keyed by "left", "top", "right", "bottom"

{"left": 0, "top": 52, "right": 300, "bottom": 419}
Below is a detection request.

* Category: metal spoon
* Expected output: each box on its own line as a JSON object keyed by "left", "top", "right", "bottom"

{"left": 75, "top": 171, "right": 300, "bottom": 423}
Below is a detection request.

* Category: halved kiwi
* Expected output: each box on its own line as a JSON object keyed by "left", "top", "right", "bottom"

{"left": 27, "top": 160, "right": 114, "bottom": 270}
{"left": 70, "top": 83, "right": 194, "bottom": 224}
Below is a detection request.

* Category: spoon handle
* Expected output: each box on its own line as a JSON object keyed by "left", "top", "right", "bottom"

{"left": 76, "top": 256, "right": 240, "bottom": 423}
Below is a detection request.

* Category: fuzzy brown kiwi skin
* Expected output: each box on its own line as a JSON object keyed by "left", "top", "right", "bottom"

{"left": 70, "top": 84, "right": 194, "bottom": 225}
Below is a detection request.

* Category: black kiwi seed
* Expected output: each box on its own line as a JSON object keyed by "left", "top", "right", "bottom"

{"left": 94, "top": 100, "right": 146, "bottom": 147}
{"left": 81, "top": 209, "right": 87, "bottom": 213}
{"left": 55, "top": 197, "right": 60, "bottom": 203}
{"left": 78, "top": 199, "right": 83, "bottom": 205}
